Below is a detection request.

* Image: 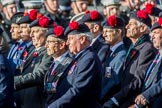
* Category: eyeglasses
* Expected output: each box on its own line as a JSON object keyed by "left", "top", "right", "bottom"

{"left": 45, "top": 40, "right": 59, "bottom": 44}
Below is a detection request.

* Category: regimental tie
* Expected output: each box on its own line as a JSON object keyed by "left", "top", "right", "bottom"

{"left": 143, "top": 53, "right": 162, "bottom": 90}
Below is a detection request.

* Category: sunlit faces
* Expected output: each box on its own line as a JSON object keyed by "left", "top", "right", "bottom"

{"left": 45, "top": 36, "right": 66, "bottom": 57}
{"left": 126, "top": 19, "right": 140, "bottom": 39}
{"left": 66, "top": 34, "right": 82, "bottom": 55}
{"left": 103, "top": 28, "right": 121, "bottom": 46}
{"left": 151, "top": 28, "right": 162, "bottom": 49}
{"left": 19, "top": 23, "right": 31, "bottom": 42}
{"left": 30, "top": 27, "right": 47, "bottom": 48}
{"left": 10, "top": 23, "right": 21, "bottom": 40}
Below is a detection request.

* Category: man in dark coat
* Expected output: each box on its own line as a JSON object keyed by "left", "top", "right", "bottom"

{"left": 0, "top": 29, "right": 14, "bottom": 108}
{"left": 104, "top": 10, "right": 157, "bottom": 108}
{"left": 14, "top": 14, "right": 53, "bottom": 108}
{"left": 44, "top": 25, "right": 73, "bottom": 107}
{"left": 47, "top": 21, "right": 102, "bottom": 108}
{"left": 101, "top": 15, "right": 127, "bottom": 104}
{"left": 7, "top": 12, "right": 24, "bottom": 75}
{"left": 80, "top": 10, "right": 109, "bottom": 64}
{"left": 134, "top": 19, "right": 162, "bottom": 108}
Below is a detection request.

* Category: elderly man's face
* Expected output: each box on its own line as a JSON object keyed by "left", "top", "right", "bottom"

{"left": 151, "top": 28, "right": 162, "bottom": 49}
{"left": 10, "top": 23, "right": 21, "bottom": 41}
{"left": 30, "top": 27, "right": 47, "bottom": 48}
{"left": 103, "top": 28, "right": 120, "bottom": 46}
{"left": 19, "top": 23, "right": 31, "bottom": 42}
{"left": 66, "top": 34, "right": 82, "bottom": 55}
{"left": 126, "top": 19, "right": 140, "bottom": 39}
{"left": 45, "top": 36, "right": 65, "bottom": 57}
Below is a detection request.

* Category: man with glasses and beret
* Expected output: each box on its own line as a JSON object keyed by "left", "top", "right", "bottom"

{"left": 44, "top": 24, "right": 73, "bottom": 107}
{"left": 47, "top": 21, "right": 102, "bottom": 108}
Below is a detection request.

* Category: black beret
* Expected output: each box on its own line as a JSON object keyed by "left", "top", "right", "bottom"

{"left": 11, "top": 12, "right": 24, "bottom": 24}
{"left": 102, "top": 15, "right": 125, "bottom": 29}
{"left": 144, "top": 3, "right": 162, "bottom": 17}
{"left": 46, "top": 25, "right": 66, "bottom": 40}
{"left": 29, "top": 16, "right": 50, "bottom": 28}
{"left": 79, "top": 10, "right": 104, "bottom": 24}
{"left": 151, "top": 18, "right": 162, "bottom": 31}
{"left": 64, "top": 21, "right": 90, "bottom": 36}
{"left": 17, "top": 10, "right": 38, "bottom": 24}
{"left": 130, "top": 10, "right": 151, "bottom": 28}
{"left": 17, "top": 15, "right": 31, "bottom": 24}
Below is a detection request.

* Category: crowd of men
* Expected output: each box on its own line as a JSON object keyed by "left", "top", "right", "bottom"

{"left": 0, "top": 0, "right": 162, "bottom": 108}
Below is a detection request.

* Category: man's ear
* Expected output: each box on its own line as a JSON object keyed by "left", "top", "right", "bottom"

{"left": 93, "top": 24, "right": 100, "bottom": 32}
{"left": 59, "top": 41, "right": 66, "bottom": 50}
{"left": 140, "top": 24, "right": 147, "bottom": 33}
{"left": 80, "top": 36, "right": 86, "bottom": 44}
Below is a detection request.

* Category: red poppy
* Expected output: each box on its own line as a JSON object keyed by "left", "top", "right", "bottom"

{"left": 137, "top": 10, "right": 147, "bottom": 19}
{"left": 90, "top": 10, "right": 99, "bottom": 20}
{"left": 158, "top": 18, "right": 162, "bottom": 25}
{"left": 69, "top": 21, "right": 79, "bottom": 30}
{"left": 108, "top": 15, "right": 117, "bottom": 27}
{"left": 29, "top": 9, "right": 37, "bottom": 21}
{"left": 33, "top": 51, "right": 38, "bottom": 57}
{"left": 54, "top": 26, "right": 64, "bottom": 37}
{"left": 51, "top": 70, "right": 57, "bottom": 76}
{"left": 145, "top": 3, "right": 154, "bottom": 14}
{"left": 23, "top": 50, "right": 28, "bottom": 58}
{"left": 131, "top": 50, "right": 137, "bottom": 58}
{"left": 18, "top": 47, "right": 23, "bottom": 51}
{"left": 39, "top": 16, "right": 50, "bottom": 28}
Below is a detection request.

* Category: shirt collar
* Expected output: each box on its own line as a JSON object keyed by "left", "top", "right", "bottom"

{"left": 25, "top": 41, "right": 33, "bottom": 48}
{"left": 54, "top": 52, "right": 68, "bottom": 62}
{"left": 110, "top": 41, "right": 123, "bottom": 53}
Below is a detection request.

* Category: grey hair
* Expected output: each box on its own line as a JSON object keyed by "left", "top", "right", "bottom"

{"left": 136, "top": 21, "right": 150, "bottom": 33}
{"left": 77, "top": 32, "right": 93, "bottom": 43}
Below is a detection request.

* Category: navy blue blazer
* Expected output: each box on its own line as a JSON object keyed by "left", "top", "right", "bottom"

{"left": 91, "top": 35, "right": 110, "bottom": 65}
{"left": 0, "top": 53, "right": 14, "bottom": 108}
{"left": 113, "top": 35, "right": 157, "bottom": 107}
{"left": 141, "top": 59, "right": 162, "bottom": 108}
{"left": 47, "top": 47, "right": 102, "bottom": 108}
{"left": 101, "top": 42, "right": 127, "bottom": 103}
